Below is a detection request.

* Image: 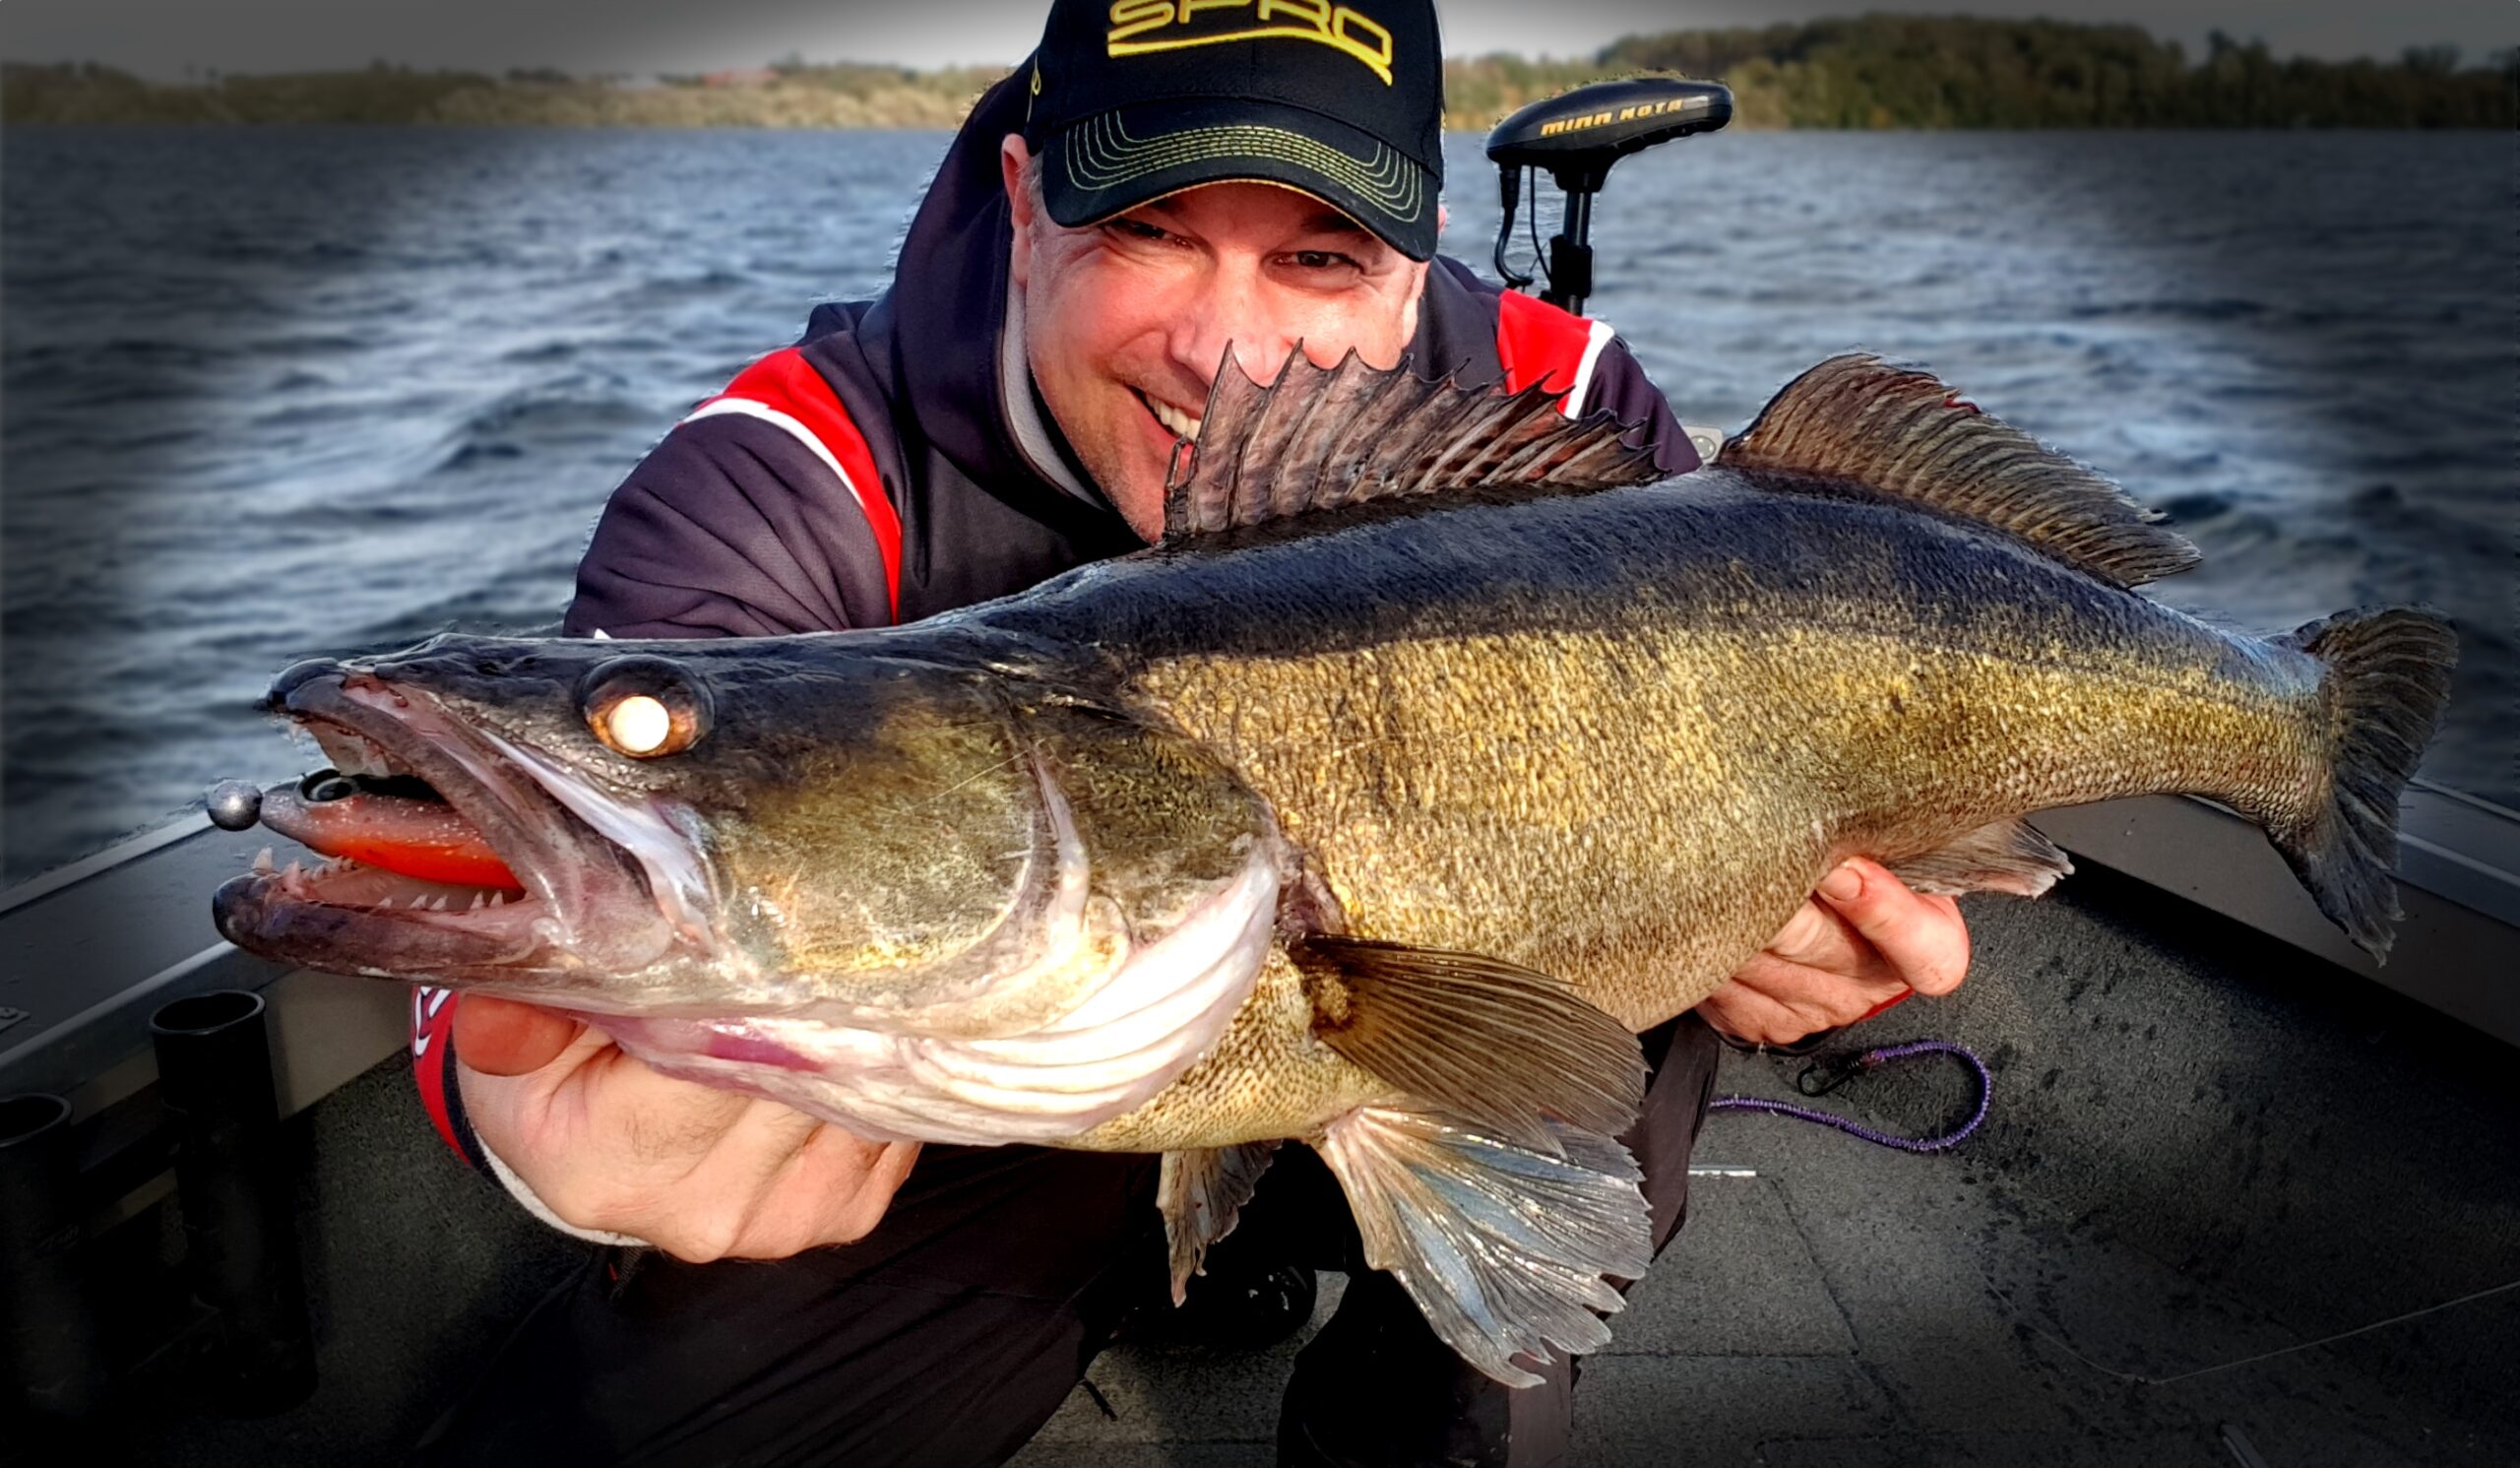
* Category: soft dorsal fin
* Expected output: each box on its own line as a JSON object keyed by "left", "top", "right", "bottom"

{"left": 1723, "top": 353, "right": 2202, "bottom": 588}
{"left": 1163, "top": 348, "right": 1665, "bottom": 541}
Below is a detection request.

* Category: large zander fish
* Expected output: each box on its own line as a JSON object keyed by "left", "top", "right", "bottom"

{"left": 212, "top": 352, "right": 2455, "bottom": 1384}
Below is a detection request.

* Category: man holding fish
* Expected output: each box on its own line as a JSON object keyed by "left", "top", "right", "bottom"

{"left": 401, "top": 1, "right": 1973, "bottom": 1462}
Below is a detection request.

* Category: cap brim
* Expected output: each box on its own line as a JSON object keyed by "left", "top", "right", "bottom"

{"left": 1040, "top": 97, "right": 1438, "bottom": 262}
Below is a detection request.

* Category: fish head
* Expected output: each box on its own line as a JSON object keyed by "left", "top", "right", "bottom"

{"left": 213, "top": 631, "right": 1286, "bottom": 1044}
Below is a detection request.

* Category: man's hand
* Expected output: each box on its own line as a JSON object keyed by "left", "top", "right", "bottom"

{"left": 455, "top": 997, "right": 920, "bottom": 1262}
{"left": 1696, "top": 858, "right": 1971, "bottom": 1047}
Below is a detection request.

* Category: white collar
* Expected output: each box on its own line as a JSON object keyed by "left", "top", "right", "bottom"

{"left": 997, "top": 275, "right": 1104, "bottom": 507}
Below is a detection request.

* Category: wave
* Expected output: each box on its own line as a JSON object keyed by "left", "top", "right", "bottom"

{"left": 425, "top": 388, "right": 660, "bottom": 477}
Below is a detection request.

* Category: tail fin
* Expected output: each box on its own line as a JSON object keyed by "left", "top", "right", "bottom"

{"left": 2270, "top": 607, "right": 2457, "bottom": 964}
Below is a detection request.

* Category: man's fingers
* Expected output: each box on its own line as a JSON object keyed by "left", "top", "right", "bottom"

{"left": 452, "top": 1001, "right": 916, "bottom": 1262}
{"left": 808, "top": 1135, "right": 922, "bottom": 1245}
{"left": 1703, "top": 958, "right": 1864, "bottom": 1039}
{"left": 1812, "top": 859, "right": 1972, "bottom": 996}
{"left": 575, "top": 1046, "right": 759, "bottom": 1163}
{"left": 1760, "top": 896, "right": 1890, "bottom": 986}
{"left": 625, "top": 1122, "right": 918, "bottom": 1261}
{"left": 1696, "top": 974, "right": 1811, "bottom": 1048}
{"left": 455, "top": 994, "right": 588, "bottom": 1076}
{"left": 719, "top": 1128, "right": 917, "bottom": 1256}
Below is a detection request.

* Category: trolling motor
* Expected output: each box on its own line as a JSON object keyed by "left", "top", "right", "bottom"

{"left": 1487, "top": 76, "right": 1732, "bottom": 317}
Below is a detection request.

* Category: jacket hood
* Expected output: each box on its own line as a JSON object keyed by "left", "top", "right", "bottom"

{"left": 868, "top": 66, "right": 1102, "bottom": 513}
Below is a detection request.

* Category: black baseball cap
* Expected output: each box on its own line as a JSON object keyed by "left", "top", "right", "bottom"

{"left": 1022, "top": 0, "right": 1445, "bottom": 261}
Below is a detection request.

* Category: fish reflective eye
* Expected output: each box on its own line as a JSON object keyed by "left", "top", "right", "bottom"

{"left": 604, "top": 695, "right": 671, "bottom": 754}
{"left": 579, "top": 655, "right": 711, "bottom": 759}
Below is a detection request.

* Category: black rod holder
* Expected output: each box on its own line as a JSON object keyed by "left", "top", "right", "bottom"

{"left": 1543, "top": 188, "right": 1598, "bottom": 316}
{"left": 0, "top": 1093, "right": 107, "bottom": 1418}
{"left": 150, "top": 990, "right": 313, "bottom": 1413}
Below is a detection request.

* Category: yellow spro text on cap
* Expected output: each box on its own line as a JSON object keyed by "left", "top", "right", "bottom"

{"left": 1105, "top": 0, "right": 1398, "bottom": 87}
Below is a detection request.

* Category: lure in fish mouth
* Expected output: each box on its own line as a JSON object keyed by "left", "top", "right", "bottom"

{"left": 211, "top": 629, "right": 1293, "bottom": 1140}
{"left": 212, "top": 656, "right": 699, "bottom": 995}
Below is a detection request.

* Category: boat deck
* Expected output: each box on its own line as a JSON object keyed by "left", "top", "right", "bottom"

{"left": 1004, "top": 863, "right": 2520, "bottom": 1468}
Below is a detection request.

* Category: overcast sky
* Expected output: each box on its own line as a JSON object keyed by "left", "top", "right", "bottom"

{"left": 2, "top": 0, "right": 2497, "bottom": 79}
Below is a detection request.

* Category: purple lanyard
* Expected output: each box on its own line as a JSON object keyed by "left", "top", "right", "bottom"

{"left": 1710, "top": 1039, "right": 1992, "bottom": 1153}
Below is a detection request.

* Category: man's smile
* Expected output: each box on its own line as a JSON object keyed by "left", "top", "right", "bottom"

{"left": 1133, "top": 387, "right": 1205, "bottom": 444}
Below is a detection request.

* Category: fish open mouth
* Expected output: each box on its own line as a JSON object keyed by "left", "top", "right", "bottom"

{"left": 212, "top": 665, "right": 684, "bottom": 989}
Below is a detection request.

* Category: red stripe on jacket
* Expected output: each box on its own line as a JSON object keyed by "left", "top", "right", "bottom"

{"left": 410, "top": 986, "right": 465, "bottom": 1157}
{"left": 696, "top": 350, "right": 904, "bottom": 619}
{"left": 1494, "top": 290, "right": 1600, "bottom": 414}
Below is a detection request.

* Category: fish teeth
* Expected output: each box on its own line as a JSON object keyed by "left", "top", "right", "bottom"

{"left": 253, "top": 847, "right": 276, "bottom": 873}
{"left": 469, "top": 892, "right": 485, "bottom": 912}
{"left": 488, "top": 892, "right": 507, "bottom": 908}
{"left": 427, "top": 895, "right": 449, "bottom": 912}
{"left": 376, "top": 896, "right": 395, "bottom": 910}
{"left": 312, "top": 726, "right": 389, "bottom": 778}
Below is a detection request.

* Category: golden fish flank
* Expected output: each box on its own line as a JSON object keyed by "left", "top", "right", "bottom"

{"left": 1123, "top": 622, "right": 2321, "bottom": 1036}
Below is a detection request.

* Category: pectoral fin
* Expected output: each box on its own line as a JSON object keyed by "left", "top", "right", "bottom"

{"left": 1159, "top": 1141, "right": 1281, "bottom": 1305}
{"left": 1289, "top": 935, "right": 1646, "bottom": 1153}
{"left": 1886, "top": 817, "right": 2074, "bottom": 898}
{"left": 1314, "top": 1106, "right": 1651, "bottom": 1388}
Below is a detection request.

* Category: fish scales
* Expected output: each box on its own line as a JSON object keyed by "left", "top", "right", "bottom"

{"left": 997, "top": 474, "right": 2330, "bottom": 1041}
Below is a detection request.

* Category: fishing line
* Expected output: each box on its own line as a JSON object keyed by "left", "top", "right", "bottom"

{"left": 1983, "top": 1266, "right": 2520, "bottom": 1387}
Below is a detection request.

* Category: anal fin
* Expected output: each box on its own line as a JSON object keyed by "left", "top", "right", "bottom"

{"left": 1315, "top": 1107, "right": 1650, "bottom": 1387}
{"left": 1885, "top": 816, "right": 2074, "bottom": 898}
{"left": 1159, "top": 1141, "right": 1281, "bottom": 1304}
{"left": 1289, "top": 935, "right": 1646, "bottom": 1153}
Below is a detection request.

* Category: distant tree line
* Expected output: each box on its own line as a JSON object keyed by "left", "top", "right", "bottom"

{"left": 0, "top": 58, "right": 1007, "bottom": 127}
{"left": 1595, "top": 17, "right": 2513, "bottom": 129}
{"left": 4, "top": 58, "right": 502, "bottom": 125}
{"left": 7, "top": 18, "right": 2511, "bottom": 129}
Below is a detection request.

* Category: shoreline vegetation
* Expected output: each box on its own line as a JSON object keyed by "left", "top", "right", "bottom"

{"left": 6, "top": 18, "right": 2512, "bottom": 130}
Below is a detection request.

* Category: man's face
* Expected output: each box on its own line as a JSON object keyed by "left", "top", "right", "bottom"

{"left": 1003, "top": 137, "right": 1434, "bottom": 542}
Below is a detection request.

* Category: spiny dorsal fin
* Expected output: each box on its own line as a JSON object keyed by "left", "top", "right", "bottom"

{"left": 1163, "top": 348, "right": 1666, "bottom": 541}
{"left": 1290, "top": 934, "right": 1647, "bottom": 1153}
{"left": 1723, "top": 353, "right": 2202, "bottom": 588}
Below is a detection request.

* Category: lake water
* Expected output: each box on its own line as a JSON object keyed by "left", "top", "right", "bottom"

{"left": 2, "top": 127, "right": 2509, "bottom": 883}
